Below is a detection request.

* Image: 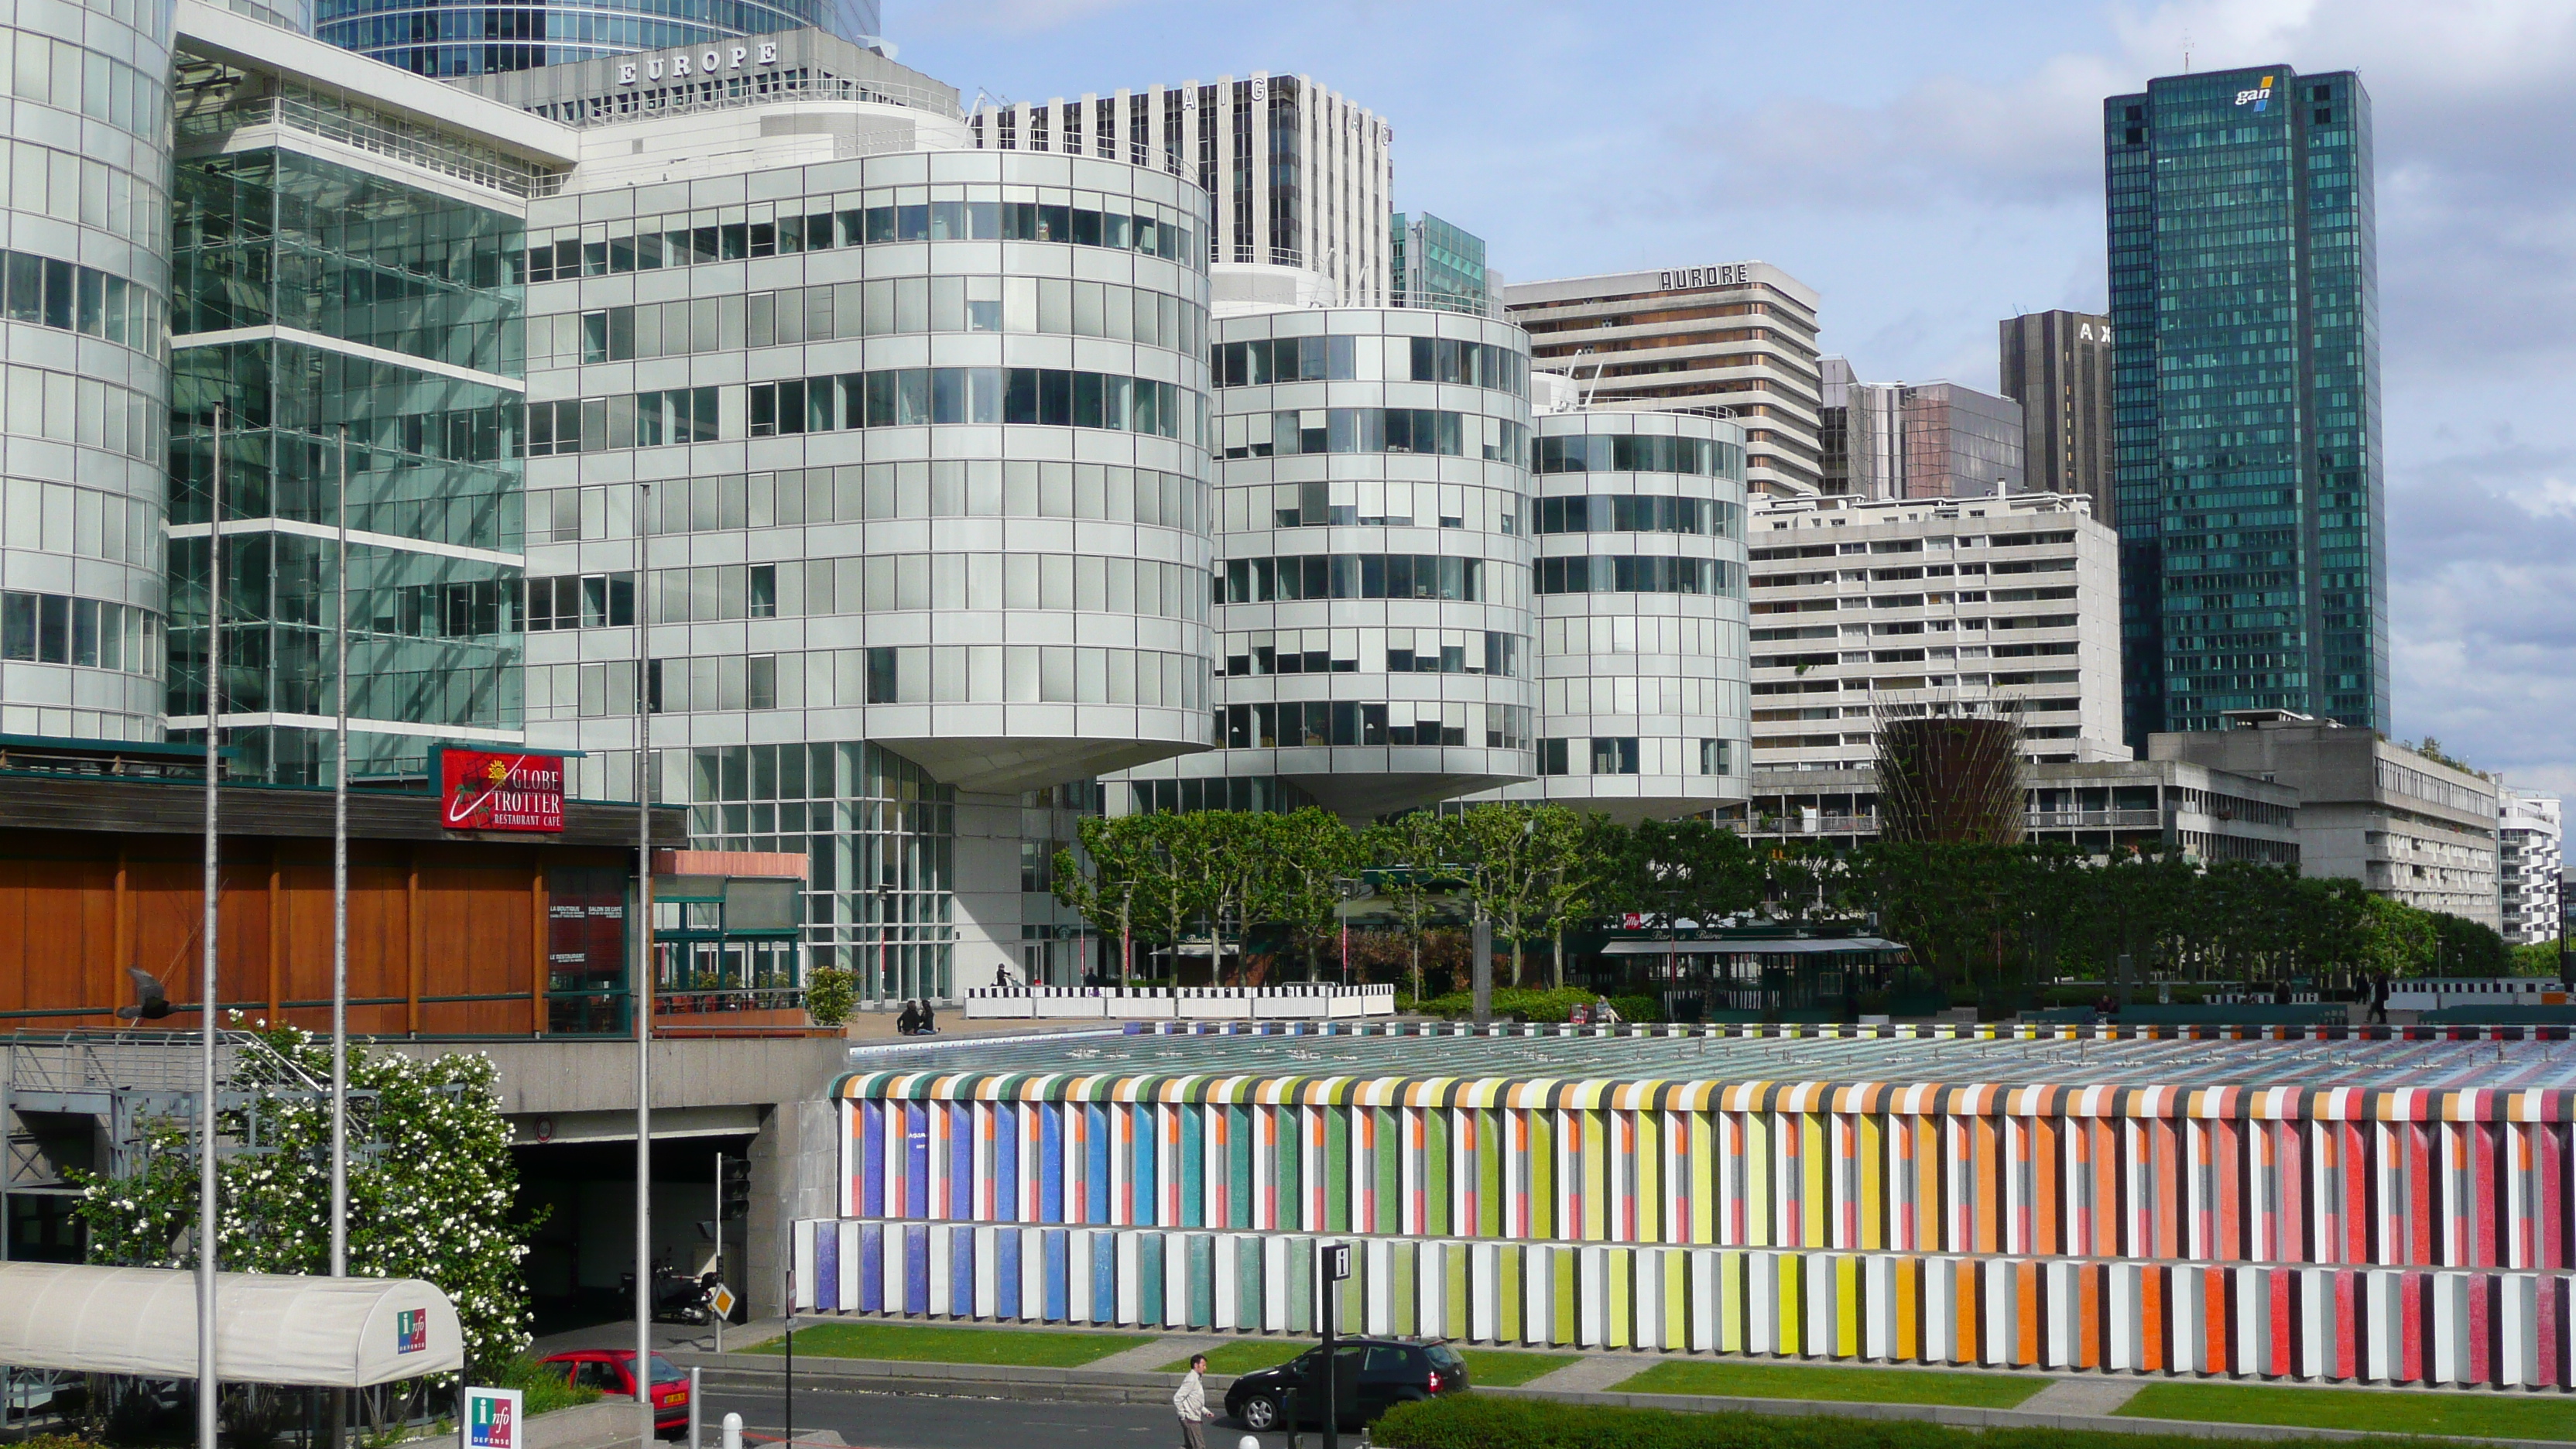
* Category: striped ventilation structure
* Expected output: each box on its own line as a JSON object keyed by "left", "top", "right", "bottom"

{"left": 798, "top": 1023, "right": 2576, "bottom": 1389}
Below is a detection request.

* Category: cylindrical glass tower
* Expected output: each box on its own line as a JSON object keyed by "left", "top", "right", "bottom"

{"left": 0, "top": 0, "right": 173, "bottom": 740}
{"left": 315, "top": 0, "right": 881, "bottom": 77}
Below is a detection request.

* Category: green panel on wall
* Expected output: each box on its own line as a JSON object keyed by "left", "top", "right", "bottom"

{"left": 1277, "top": 1108, "right": 1303, "bottom": 1231}
{"left": 1552, "top": 1245, "right": 1577, "bottom": 1345}
{"left": 1228, "top": 1105, "right": 1253, "bottom": 1229}
{"left": 1187, "top": 1231, "right": 1214, "bottom": 1327}
{"left": 1288, "top": 1235, "right": 1314, "bottom": 1334}
{"left": 1424, "top": 1108, "right": 1451, "bottom": 1236}
{"left": 1375, "top": 1107, "right": 1401, "bottom": 1235}
{"left": 1528, "top": 1109, "right": 1554, "bottom": 1239}
{"left": 1478, "top": 1108, "right": 1503, "bottom": 1237}
{"left": 1325, "top": 1108, "right": 1350, "bottom": 1233}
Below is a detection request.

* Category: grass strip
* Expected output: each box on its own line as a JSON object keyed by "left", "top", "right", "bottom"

{"left": 746, "top": 1321, "right": 1154, "bottom": 1368}
{"left": 1615, "top": 1359, "right": 2047, "bottom": 1408}
{"left": 1154, "top": 1344, "right": 1577, "bottom": 1386}
{"left": 2121, "top": 1382, "right": 2576, "bottom": 1441}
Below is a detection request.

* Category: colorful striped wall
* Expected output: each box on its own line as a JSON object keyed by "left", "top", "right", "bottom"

{"left": 788, "top": 1219, "right": 2575, "bottom": 1386}
{"left": 812, "top": 1024, "right": 2576, "bottom": 1386}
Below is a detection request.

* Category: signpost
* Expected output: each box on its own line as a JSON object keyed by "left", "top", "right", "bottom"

{"left": 461, "top": 1386, "right": 522, "bottom": 1449}
{"left": 1319, "top": 1242, "right": 1351, "bottom": 1449}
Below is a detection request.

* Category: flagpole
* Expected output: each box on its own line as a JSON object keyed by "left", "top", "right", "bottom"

{"left": 635, "top": 480, "right": 654, "bottom": 1447}
{"left": 331, "top": 423, "right": 351, "bottom": 1283}
{"left": 197, "top": 403, "right": 224, "bottom": 1449}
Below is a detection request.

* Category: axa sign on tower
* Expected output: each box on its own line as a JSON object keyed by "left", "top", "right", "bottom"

{"left": 437, "top": 750, "right": 567, "bottom": 833}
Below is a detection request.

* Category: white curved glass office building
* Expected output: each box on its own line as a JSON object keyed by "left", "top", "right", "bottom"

{"left": 0, "top": 0, "right": 174, "bottom": 741}
{"left": 317, "top": 0, "right": 879, "bottom": 77}
{"left": 1110, "top": 307, "right": 1535, "bottom": 818}
{"left": 1486, "top": 409, "right": 1749, "bottom": 820}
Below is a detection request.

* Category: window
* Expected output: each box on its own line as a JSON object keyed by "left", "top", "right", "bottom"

{"left": 1700, "top": 738, "right": 1732, "bottom": 776}
{"left": 1538, "top": 738, "right": 1569, "bottom": 776}
{"left": 1591, "top": 738, "right": 1640, "bottom": 776}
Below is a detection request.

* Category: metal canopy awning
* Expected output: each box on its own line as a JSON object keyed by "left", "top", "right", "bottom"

{"left": 0, "top": 1263, "right": 462, "bottom": 1386}
{"left": 1598, "top": 936, "right": 1906, "bottom": 956}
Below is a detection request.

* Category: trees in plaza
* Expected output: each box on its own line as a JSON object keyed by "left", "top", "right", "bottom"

{"left": 1046, "top": 801, "right": 2511, "bottom": 996}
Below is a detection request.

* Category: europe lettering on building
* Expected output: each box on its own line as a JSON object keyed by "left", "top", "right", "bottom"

{"left": 618, "top": 40, "right": 779, "bottom": 85}
{"left": 1658, "top": 264, "right": 1752, "bottom": 291}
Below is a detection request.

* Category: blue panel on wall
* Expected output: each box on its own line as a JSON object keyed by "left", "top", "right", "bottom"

{"left": 1133, "top": 1105, "right": 1157, "bottom": 1227}
{"left": 858, "top": 1222, "right": 884, "bottom": 1314}
{"left": 1139, "top": 1231, "right": 1165, "bottom": 1324}
{"left": 1040, "top": 1105, "right": 1064, "bottom": 1225}
{"left": 951, "top": 1225, "right": 975, "bottom": 1317}
{"left": 1091, "top": 1229, "right": 1117, "bottom": 1324}
{"left": 1182, "top": 1106, "right": 1205, "bottom": 1228}
{"left": 999, "top": 1228, "right": 1023, "bottom": 1320}
{"left": 861, "top": 1101, "right": 884, "bottom": 1218}
{"left": 950, "top": 1104, "right": 974, "bottom": 1220}
{"left": 1086, "top": 1104, "right": 1112, "bottom": 1226}
{"left": 903, "top": 1223, "right": 930, "bottom": 1317}
{"left": 1043, "top": 1227, "right": 1070, "bottom": 1323}
{"left": 815, "top": 1218, "right": 841, "bottom": 1312}
{"left": 1188, "top": 1233, "right": 1214, "bottom": 1328}
{"left": 905, "top": 1103, "right": 930, "bottom": 1220}
{"left": 995, "top": 1103, "right": 1019, "bottom": 1218}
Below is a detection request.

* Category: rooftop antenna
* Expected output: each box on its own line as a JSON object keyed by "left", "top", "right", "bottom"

{"left": 2181, "top": 31, "right": 2193, "bottom": 73}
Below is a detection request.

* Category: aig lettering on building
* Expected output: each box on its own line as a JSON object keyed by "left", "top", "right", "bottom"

{"left": 1657, "top": 263, "right": 1751, "bottom": 290}
{"left": 618, "top": 40, "right": 778, "bottom": 84}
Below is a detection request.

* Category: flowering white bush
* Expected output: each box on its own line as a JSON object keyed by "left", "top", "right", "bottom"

{"left": 71, "top": 1024, "right": 538, "bottom": 1377}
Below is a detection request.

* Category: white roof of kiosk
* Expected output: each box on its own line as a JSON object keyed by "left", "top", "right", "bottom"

{"left": 0, "top": 1263, "right": 463, "bottom": 1386}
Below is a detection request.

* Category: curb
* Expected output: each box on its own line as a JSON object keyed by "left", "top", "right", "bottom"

{"left": 673, "top": 1351, "right": 2576, "bottom": 1448}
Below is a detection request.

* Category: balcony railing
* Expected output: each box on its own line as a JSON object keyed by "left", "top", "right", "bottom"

{"left": 179, "top": 94, "right": 561, "bottom": 200}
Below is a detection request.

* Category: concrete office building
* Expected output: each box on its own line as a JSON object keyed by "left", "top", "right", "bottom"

{"left": 317, "top": 0, "right": 881, "bottom": 77}
{"left": 1735, "top": 755, "right": 2299, "bottom": 865}
{"left": 970, "top": 75, "right": 1392, "bottom": 312}
{"left": 1816, "top": 363, "right": 2023, "bottom": 502}
{"left": 2108, "top": 67, "right": 2387, "bottom": 742}
{"left": 2499, "top": 788, "right": 2561, "bottom": 947}
{"left": 2153, "top": 712, "right": 2497, "bottom": 929}
{"left": 1503, "top": 264, "right": 1823, "bottom": 498}
{"left": 1745, "top": 492, "right": 2122, "bottom": 775}
{"left": 1392, "top": 211, "right": 1496, "bottom": 316}
{"left": 1999, "top": 309, "right": 2114, "bottom": 522}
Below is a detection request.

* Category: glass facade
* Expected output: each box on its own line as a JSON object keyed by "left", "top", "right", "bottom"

{"left": 1391, "top": 211, "right": 1490, "bottom": 316}
{"left": 2106, "top": 67, "right": 2385, "bottom": 742}
{"left": 167, "top": 140, "right": 526, "bottom": 782}
{"left": 313, "top": 0, "right": 881, "bottom": 77}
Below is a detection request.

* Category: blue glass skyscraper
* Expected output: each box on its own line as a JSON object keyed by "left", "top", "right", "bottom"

{"left": 2105, "top": 65, "right": 2384, "bottom": 744}
{"left": 316, "top": 0, "right": 881, "bottom": 77}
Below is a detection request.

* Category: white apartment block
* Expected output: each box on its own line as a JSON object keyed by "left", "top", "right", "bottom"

{"left": 1745, "top": 492, "right": 2122, "bottom": 772}
{"left": 2500, "top": 789, "right": 2562, "bottom": 947}
{"left": 1503, "top": 265, "right": 1824, "bottom": 498}
{"left": 971, "top": 75, "right": 1393, "bottom": 313}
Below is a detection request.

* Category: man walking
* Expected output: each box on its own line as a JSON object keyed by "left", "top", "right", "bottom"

{"left": 1173, "top": 1352, "right": 1213, "bottom": 1449}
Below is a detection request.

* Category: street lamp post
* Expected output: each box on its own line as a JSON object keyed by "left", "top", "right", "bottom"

{"left": 196, "top": 405, "right": 224, "bottom": 1449}
{"left": 634, "top": 480, "right": 655, "bottom": 1448}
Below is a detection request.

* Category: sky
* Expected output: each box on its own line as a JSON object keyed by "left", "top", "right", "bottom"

{"left": 886, "top": 0, "right": 2576, "bottom": 794}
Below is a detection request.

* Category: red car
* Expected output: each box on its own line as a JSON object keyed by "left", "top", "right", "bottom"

{"left": 538, "top": 1349, "right": 690, "bottom": 1436}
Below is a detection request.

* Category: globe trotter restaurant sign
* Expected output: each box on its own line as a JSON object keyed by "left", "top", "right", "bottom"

{"left": 437, "top": 748, "right": 567, "bottom": 834}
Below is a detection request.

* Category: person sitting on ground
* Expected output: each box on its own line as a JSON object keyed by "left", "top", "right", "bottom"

{"left": 910, "top": 999, "right": 939, "bottom": 1034}
{"left": 1595, "top": 995, "right": 1622, "bottom": 1026}
{"left": 894, "top": 999, "right": 922, "bottom": 1034}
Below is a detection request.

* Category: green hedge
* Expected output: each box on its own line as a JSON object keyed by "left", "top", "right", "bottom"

{"left": 1370, "top": 1396, "right": 2447, "bottom": 1449}
{"left": 1414, "top": 988, "right": 1659, "bottom": 1024}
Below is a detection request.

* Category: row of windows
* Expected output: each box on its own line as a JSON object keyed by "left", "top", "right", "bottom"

{"left": 1535, "top": 737, "right": 1741, "bottom": 773}
{"left": 536, "top": 273, "right": 1202, "bottom": 365}
{"left": 1220, "top": 407, "right": 1526, "bottom": 462}
{"left": 1210, "top": 334, "right": 1528, "bottom": 397}
{"left": 1218, "top": 553, "right": 1509, "bottom": 607}
{"left": 1540, "top": 673, "right": 1733, "bottom": 722}
{"left": 1533, "top": 494, "right": 1742, "bottom": 539}
{"left": 1218, "top": 700, "right": 1533, "bottom": 751}
{"left": 1746, "top": 529, "right": 2078, "bottom": 561}
{"left": 0, "top": 591, "right": 159, "bottom": 675}
{"left": 522, "top": 388, "right": 719, "bottom": 456}
{"left": 2, "top": 477, "right": 160, "bottom": 570}
{"left": 0, "top": 137, "right": 166, "bottom": 255}
{"left": 527, "top": 546, "right": 1213, "bottom": 628}
{"left": 5, "top": 30, "right": 166, "bottom": 147}
{"left": 1532, "top": 433, "right": 1742, "bottom": 478}
{"left": 0, "top": 249, "right": 162, "bottom": 352}
{"left": 1224, "top": 479, "right": 1516, "bottom": 536}
{"left": 526, "top": 642, "right": 1213, "bottom": 718}
{"left": 529, "top": 461, "right": 1205, "bottom": 543}
{"left": 6, "top": 363, "right": 162, "bottom": 465}
{"left": 522, "top": 193, "right": 1200, "bottom": 283}
{"left": 1218, "top": 628, "right": 1525, "bottom": 679}
{"left": 1539, "top": 615, "right": 1734, "bottom": 659}
{"left": 1533, "top": 556, "right": 1741, "bottom": 598}
{"left": 746, "top": 368, "right": 1198, "bottom": 442}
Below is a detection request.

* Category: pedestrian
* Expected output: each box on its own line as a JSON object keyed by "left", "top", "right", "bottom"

{"left": 995, "top": 963, "right": 1013, "bottom": 989}
{"left": 1173, "top": 1352, "right": 1213, "bottom": 1449}
{"left": 2369, "top": 973, "right": 2389, "bottom": 1025}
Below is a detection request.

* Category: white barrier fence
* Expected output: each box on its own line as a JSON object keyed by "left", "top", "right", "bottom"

{"left": 963, "top": 984, "right": 1397, "bottom": 1021}
{"left": 2386, "top": 977, "right": 2571, "bottom": 1012}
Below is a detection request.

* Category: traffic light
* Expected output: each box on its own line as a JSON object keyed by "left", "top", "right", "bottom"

{"left": 721, "top": 1156, "right": 753, "bottom": 1218}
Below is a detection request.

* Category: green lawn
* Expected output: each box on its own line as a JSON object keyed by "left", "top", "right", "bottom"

{"left": 749, "top": 1322, "right": 1155, "bottom": 1368}
{"left": 1155, "top": 1345, "right": 1574, "bottom": 1386}
{"left": 2121, "top": 1382, "right": 2576, "bottom": 1441}
{"left": 1615, "top": 1360, "right": 2047, "bottom": 1408}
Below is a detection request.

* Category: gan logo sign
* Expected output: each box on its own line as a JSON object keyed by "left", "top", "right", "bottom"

{"left": 396, "top": 1308, "right": 429, "bottom": 1355}
{"left": 463, "top": 1387, "right": 522, "bottom": 1449}
{"left": 439, "top": 750, "right": 567, "bottom": 834}
{"left": 2234, "top": 74, "right": 2274, "bottom": 111}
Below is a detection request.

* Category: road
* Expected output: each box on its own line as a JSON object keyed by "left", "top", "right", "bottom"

{"left": 696, "top": 1380, "right": 1306, "bottom": 1449}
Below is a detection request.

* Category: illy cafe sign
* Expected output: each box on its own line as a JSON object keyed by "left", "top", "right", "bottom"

{"left": 618, "top": 40, "right": 781, "bottom": 84}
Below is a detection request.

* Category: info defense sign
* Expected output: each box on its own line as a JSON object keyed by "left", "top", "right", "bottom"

{"left": 462, "top": 1386, "right": 521, "bottom": 1449}
{"left": 437, "top": 749, "right": 566, "bottom": 833}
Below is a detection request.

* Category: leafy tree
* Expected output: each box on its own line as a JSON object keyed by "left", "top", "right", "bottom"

{"left": 1053, "top": 813, "right": 1161, "bottom": 985}
{"left": 1262, "top": 808, "right": 1366, "bottom": 981}
{"left": 1447, "top": 803, "right": 1572, "bottom": 987}
{"left": 804, "top": 966, "right": 857, "bottom": 1024}
{"left": 72, "top": 1024, "right": 539, "bottom": 1379}
{"left": 1362, "top": 811, "right": 1455, "bottom": 1003}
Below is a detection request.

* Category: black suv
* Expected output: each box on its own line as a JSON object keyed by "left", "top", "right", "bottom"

{"left": 1222, "top": 1338, "right": 1469, "bottom": 1431}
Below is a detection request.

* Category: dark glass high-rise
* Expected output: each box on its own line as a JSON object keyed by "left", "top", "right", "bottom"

{"left": 2104, "top": 65, "right": 2384, "bottom": 746}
